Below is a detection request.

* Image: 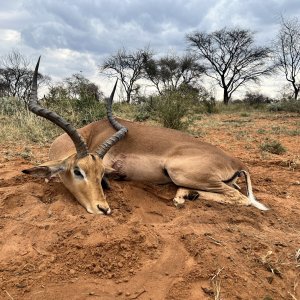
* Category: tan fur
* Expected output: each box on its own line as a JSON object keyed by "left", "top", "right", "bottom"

{"left": 24, "top": 118, "right": 268, "bottom": 214}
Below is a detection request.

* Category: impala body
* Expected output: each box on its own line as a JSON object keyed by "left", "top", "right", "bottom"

{"left": 23, "top": 58, "right": 269, "bottom": 214}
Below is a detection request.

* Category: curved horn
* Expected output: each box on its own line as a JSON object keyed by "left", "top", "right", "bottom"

{"left": 29, "top": 57, "right": 89, "bottom": 158}
{"left": 96, "top": 80, "right": 128, "bottom": 158}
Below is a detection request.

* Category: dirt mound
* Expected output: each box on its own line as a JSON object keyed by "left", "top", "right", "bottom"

{"left": 0, "top": 114, "right": 300, "bottom": 300}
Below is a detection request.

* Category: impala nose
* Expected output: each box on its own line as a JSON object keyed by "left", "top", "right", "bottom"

{"left": 97, "top": 205, "right": 111, "bottom": 215}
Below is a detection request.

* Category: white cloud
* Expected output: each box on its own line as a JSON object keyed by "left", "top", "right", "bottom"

{"left": 0, "top": 29, "right": 21, "bottom": 42}
{"left": 0, "top": 0, "right": 300, "bottom": 98}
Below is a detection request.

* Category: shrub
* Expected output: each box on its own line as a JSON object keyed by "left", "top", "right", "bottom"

{"left": 243, "top": 92, "right": 273, "bottom": 106}
{"left": 0, "top": 97, "right": 24, "bottom": 115}
{"left": 267, "top": 97, "right": 300, "bottom": 113}
{"left": 134, "top": 96, "right": 156, "bottom": 122}
{"left": 154, "top": 89, "right": 194, "bottom": 130}
{"left": 201, "top": 97, "right": 218, "bottom": 114}
{"left": 260, "top": 139, "right": 286, "bottom": 155}
{"left": 45, "top": 97, "right": 106, "bottom": 127}
{"left": 0, "top": 95, "right": 107, "bottom": 143}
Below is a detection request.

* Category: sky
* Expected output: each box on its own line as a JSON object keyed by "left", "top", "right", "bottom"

{"left": 1, "top": 0, "right": 300, "bottom": 99}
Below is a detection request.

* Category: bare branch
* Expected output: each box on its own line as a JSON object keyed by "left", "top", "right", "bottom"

{"left": 273, "top": 16, "right": 300, "bottom": 100}
{"left": 187, "top": 28, "right": 274, "bottom": 104}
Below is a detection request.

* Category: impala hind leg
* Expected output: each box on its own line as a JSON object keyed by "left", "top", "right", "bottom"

{"left": 166, "top": 162, "right": 251, "bottom": 207}
{"left": 173, "top": 188, "right": 199, "bottom": 208}
{"left": 200, "top": 184, "right": 251, "bottom": 206}
{"left": 173, "top": 185, "right": 251, "bottom": 208}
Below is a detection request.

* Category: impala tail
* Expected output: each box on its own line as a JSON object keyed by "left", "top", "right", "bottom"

{"left": 240, "top": 170, "right": 269, "bottom": 211}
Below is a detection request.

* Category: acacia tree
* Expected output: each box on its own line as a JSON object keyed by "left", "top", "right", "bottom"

{"left": 0, "top": 50, "right": 49, "bottom": 101}
{"left": 64, "top": 73, "right": 103, "bottom": 102}
{"left": 46, "top": 73, "right": 103, "bottom": 105}
{"left": 274, "top": 17, "right": 300, "bottom": 100}
{"left": 187, "top": 28, "right": 274, "bottom": 104}
{"left": 101, "top": 47, "right": 152, "bottom": 103}
{"left": 143, "top": 53, "right": 205, "bottom": 94}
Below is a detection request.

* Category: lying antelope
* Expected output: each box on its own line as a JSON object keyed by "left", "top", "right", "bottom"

{"left": 22, "top": 58, "right": 268, "bottom": 215}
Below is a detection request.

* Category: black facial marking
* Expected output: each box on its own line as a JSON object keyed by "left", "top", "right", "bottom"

{"left": 90, "top": 154, "right": 96, "bottom": 161}
{"left": 163, "top": 168, "right": 170, "bottom": 178}
{"left": 101, "top": 176, "right": 111, "bottom": 190}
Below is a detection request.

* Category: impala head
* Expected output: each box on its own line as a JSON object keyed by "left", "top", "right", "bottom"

{"left": 22, "top": 57, "right": 127, "bottom": 215}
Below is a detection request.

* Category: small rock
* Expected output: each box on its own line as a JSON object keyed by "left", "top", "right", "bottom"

{"left": 69, "top": 269, "right": 76, "bottom": 275}
{"left": 16, "top": 282, "right": 27, "bottom": 288}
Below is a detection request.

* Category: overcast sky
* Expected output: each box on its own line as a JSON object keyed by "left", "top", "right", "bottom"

{"left": 1, "top": 0, "right": 300, "bottom": 99}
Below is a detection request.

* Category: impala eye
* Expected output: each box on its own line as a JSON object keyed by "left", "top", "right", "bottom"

{"left": 73, "top": 168, "right": 84, "bottom": 178}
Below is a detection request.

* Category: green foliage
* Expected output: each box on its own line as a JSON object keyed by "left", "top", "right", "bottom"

{"left": 134, "top": 97, "right": 156, "bottom": 122}
{"left": 257, "top": 128, "right": 267, "bottom": 134}
{"left": 152, "top": 89, "right": 195, "bottom": 130}
{"left": 0, "top": 97, "right": 24, "bottom": 115}
{"left": 42, "top": 73, "right": 106, "bottom": 127}
{"left": 267, "top": 99, "right": 300, "bottom": 113}
{"left": 260, "top": 139, "right": 286, "bottom": 155}
{"left": 243, "top": 92, "right": 273, "bottom": 106}
{"left": 0, "top": 93, "right": 106, "bottom": 143}
{"left": 217, "top": 101, "right": 268, "bottom": 113}
{"left": 201, "top": 97, "right": 218, "bottom": 114}
{"left": 46, "top": 97, "right": 106, "bottom": 127}
{"left": 143, "top": 53, "right": 205, "bottom": 93}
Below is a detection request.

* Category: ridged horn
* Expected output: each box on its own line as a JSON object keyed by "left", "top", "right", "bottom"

{"left": 29, "top": 57, "right": 89, "bottom": 158}
{"left": 96, "top": 80, "right": 128, "bottom": 159}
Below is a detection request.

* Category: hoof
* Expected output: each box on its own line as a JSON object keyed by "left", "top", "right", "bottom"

{"left": 173, "top": 198, "right": 185, "bottom": 208}
{"left": 184, "top": 190, "right": 199, "bottom": 201}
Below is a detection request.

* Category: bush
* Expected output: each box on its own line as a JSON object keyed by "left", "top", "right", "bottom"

{"left": 134, "top": 96, "right": 156, "bottom": 122}
{"left": 268, "top": 100, "right": 300, "bottom": 113}
{"left": 260, "top": 139, "right": 286, "bottom": 155}
{"left": 0, "top": 97, "right": 24, "bottom": 115}
{"left": 154, "top": 89, "right": 194, "bottom": 130}
{"left": 44, "top": 96, "right": 106, "bottom": 127}
{"left": 0, "top": 95, "right": 107, "bottom": 143}
{"left": 243, "top": 92, "right": 273, "bottom": 106}
{"left": 201, "top": 97, "right": 218, "bottom": 114}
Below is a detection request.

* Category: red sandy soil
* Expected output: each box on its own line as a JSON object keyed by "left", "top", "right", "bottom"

{"left": 0, "top": 112, "right": 299, "bottom": 300}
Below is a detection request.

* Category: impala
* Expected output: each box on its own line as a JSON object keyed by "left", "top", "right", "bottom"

{"left": 22, "top": 58, "right": 269, "bottom": 215}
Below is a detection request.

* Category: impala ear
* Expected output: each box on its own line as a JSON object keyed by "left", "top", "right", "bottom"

{"left": 104, "top": 166, "right": 116, "bottom": 175}
{"left": 22, "top": 160, "right": 66, "bottom": 178}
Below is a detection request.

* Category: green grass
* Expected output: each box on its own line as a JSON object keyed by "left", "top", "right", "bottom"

{"left": 0, "top": 95, "right": 299, "bottom": 146}
{"left": 260, "top": 139, "right": 286, "bottom": 155}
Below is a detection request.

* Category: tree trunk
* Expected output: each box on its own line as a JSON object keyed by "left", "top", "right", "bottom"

{"left": 295, "top": 89, "right": 299, "bottom": 101}
{"left": 126, "top": 91, "right": 131, "bottom": 103}
{"left": 290, "top": 78, "right": 300, "bottom": 100}
{"left": 293, "top": 84, "right": 299, "bottom": 100}
{"left": 223, "top": 88, "right": 230, "bottom": 105}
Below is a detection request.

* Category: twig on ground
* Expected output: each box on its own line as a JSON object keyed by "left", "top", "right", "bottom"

{"left": 130, "top": 288, "right": 146, "bottom": 299}
{"left": 4, "top": 290, "right": 14, "bottom": 300}
{"left": 204, "top": 233, "right": 223, "bottom": 246}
